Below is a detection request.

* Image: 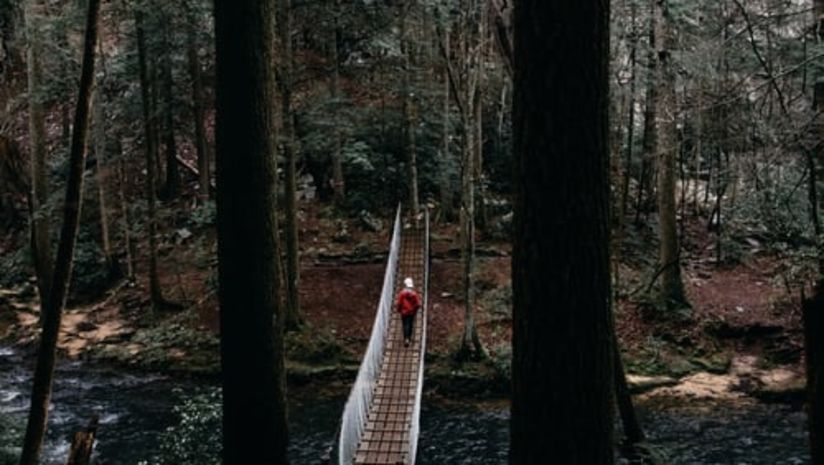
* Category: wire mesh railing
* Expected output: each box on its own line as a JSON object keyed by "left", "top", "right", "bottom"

{"left": 337, "top": 206, "right": 403, "bottom": 465}
{"left": 407, "top": 209, "right": 429, "bottom": 465}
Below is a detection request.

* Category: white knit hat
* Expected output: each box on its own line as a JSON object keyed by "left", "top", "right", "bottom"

{"left": 404, "top": 277, "right": 414, "bottom": 288}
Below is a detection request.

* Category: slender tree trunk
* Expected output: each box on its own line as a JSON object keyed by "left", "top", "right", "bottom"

{"left": 116, "top": 140, "right": 135, "bottom": 281}
{"left": 160, "top": 17, "right": 180, "bottom": 200}
{"left": 474, "top": 84, "right": 487, "bottom": 233}
{"left": 511, "top": 0, "right": 614, "bottom": 463}
{"left": 93, "top": 91, "right": 117, "bottom": 278}
{"left": 621, "top": 4, "right": 638, "bottom": 224}
{"left": 18, "top": 1, "right": 101, "bottom": 462}
{"left": 280, "top": 0, "right": 301, "bottom": 330}
{"left": 402, "top": 12, "right": 420, "bottom": 217}
{"left": 187, "top": 22, "right": 211, "bottom": 200}
{"left": 474, "top": 5, "right": 488, "bottom": 234}
{"left": 330, "top": 3, "right": 345, "bottom": 206}
{"left": 25, "top": 0, "right": 53, "bottom": 312}
{"left": 214, "top": 0, "right": 289, "bottom": 462}
{"left": 136, "top": 6, "right": 166, "bottom": 310}
{"left": 404, "top": 72, "right": 420, "bottom": 218}
{"left": 458, "top": 1, "right": 484, "bottom": 359}
{"left": 459, "top": 100, "right": 483, "bottom": 358}
{"left": 636, "top": 0, "right": 659, "bottom": 223}
{"left": 654, "top": 0, "right": 687, "bottom": 308}
{"left": 439, "top": 29, "right": 453, "bottom": 222}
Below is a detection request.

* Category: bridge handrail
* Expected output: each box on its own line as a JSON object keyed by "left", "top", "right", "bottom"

{"left": 408, "top": 208, "right": 429, "bottom": 465}
{"left": 337, "top": 205, "right": 403, "bottom": 465}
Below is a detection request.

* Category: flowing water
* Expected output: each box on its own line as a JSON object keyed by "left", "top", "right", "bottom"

{"left": 0, "top": 345, "right": 812, "bottom": 464}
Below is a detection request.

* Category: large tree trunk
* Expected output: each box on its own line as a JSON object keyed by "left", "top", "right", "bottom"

{"left": 136, "top": 6, "right": 167, "bottom": 311}
{"left": 187, "top": 20, "right": 211, "bottom": 200}
{"left": 18, "top": 1, "right": 101, "bottom": 462}
{"left": 214, "top": 0, "right": 289, "bottom": 462}
{"left": 807, "top": 4, "right": 824, "bottom": 463}
{"left": 24, "top": 0, "right": 53, "bottom": 312}
{"left": 654, "top": 0, "right": 688, "bottom": 308}
{"left": 510, "top": 0, "right": 615, "bottom": 463}
{"left": 280, "top": 0, "right": 302, "bottom": 330}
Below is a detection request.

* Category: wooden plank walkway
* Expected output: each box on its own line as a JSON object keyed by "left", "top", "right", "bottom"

{"left": 354, "top": 227, "right": 425, "bottom": 465}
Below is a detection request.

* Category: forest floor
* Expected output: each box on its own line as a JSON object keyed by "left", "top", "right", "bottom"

{"left": 0, "top": 200, "right": 808, "bottom": 403}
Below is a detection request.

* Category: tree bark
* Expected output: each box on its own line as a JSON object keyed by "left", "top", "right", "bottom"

{"left": 187, "top": 20, "right": 211, "bottom": 200}
{"left": 18, "top": 1, "right": 101, "bottom": 462}
{"left": 160, "top": 14, "right": 180, "bottom": 200}
{"left": 116, "top": 140, "right": 135, "bottom": 281}
{"left": 214, "top": 0, "right": 289, "bottom": 462}
{"left": 279, "top": 0, "right": 302, "bottom": 330}
{"left": 93, "top": 89, "right": 118, "bottom": 279}
{"left": 511, "top": 0, "right": 615, "bottom": 463}
{"left": 614, "top": 343, "right": 645, "bottom": 447}
{"left": 457, "top": 0, "right": 485, "bottom": 359}
{"left": 330, "top": 3, "right": 345, "bottom": 206}
{"left": 402, "top": 10, "right": 420, "bottom": 217}
{"left": 439, "top": 29, "right": 453, "bottom": 222}
{"left": 621, "top": 2, "right": 639, "bottom": 224}
{"left": 803, "top": 284, "right": 824, "bottom": 465}
{"left": 65, "top": 416, "right": 98, "bottom": 465}
{"left": 136, "top": 6, "right": 167, "bottom": 310}
{"left": 24, "top": 0, "right": 53, "bottom": 312}
{"left": 807, "top": 5, "right": 824, "bottom": 464}
{"left": 654, "top": 0, "right": 688, "bottom": 307}
{"left": 636, "top": 0, "right": 659, "bottom": 224}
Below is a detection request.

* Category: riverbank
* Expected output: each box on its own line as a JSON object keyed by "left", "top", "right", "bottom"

{"left": 0, "top": 342, "right": 810, "bottom": 465}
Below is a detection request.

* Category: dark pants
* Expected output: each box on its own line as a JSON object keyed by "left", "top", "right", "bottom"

{"left": 402, "top": 314, "right": 415, "bottom": 341}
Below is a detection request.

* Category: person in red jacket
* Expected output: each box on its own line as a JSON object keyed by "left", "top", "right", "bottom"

{"left": 396, "top": 277, "right": 421, "bottom": 347}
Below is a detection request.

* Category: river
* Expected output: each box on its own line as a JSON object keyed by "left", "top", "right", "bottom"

{"left": 0, "top": 345, "right": 811, "bottom": 464}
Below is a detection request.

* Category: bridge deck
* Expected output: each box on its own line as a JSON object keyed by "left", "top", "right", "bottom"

{"left": 354, "top": 227, "right": 425, "bottom": 465}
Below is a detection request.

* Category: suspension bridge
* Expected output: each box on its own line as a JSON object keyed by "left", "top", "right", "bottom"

{"left": 336, "top": 207, "right": 429, "bottom": 465}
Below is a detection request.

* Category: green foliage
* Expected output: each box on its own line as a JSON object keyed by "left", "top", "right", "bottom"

{"left": 188, "top": 201, "right": 216, "bottom": 229}
{"left": 0, "top": 243, "right": 31, "bottom": 288}
{"left": 0, "top": 412, "right": 21, "bottom": 465}
{"left": 138, "top": 389, "right": 221, "bottom": 465}
{"left": 285, "top": 323, "right": 351, "bottom": 364}
{"left": 69, "top": 228, "right": 109, "bottom": 298}
{"left": 625, "top": 336, "right": 668, "bottom": 376}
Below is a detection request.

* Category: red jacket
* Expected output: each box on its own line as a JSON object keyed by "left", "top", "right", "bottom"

{"left": 396, "top": 288, "right": 421, "bottom": 317}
